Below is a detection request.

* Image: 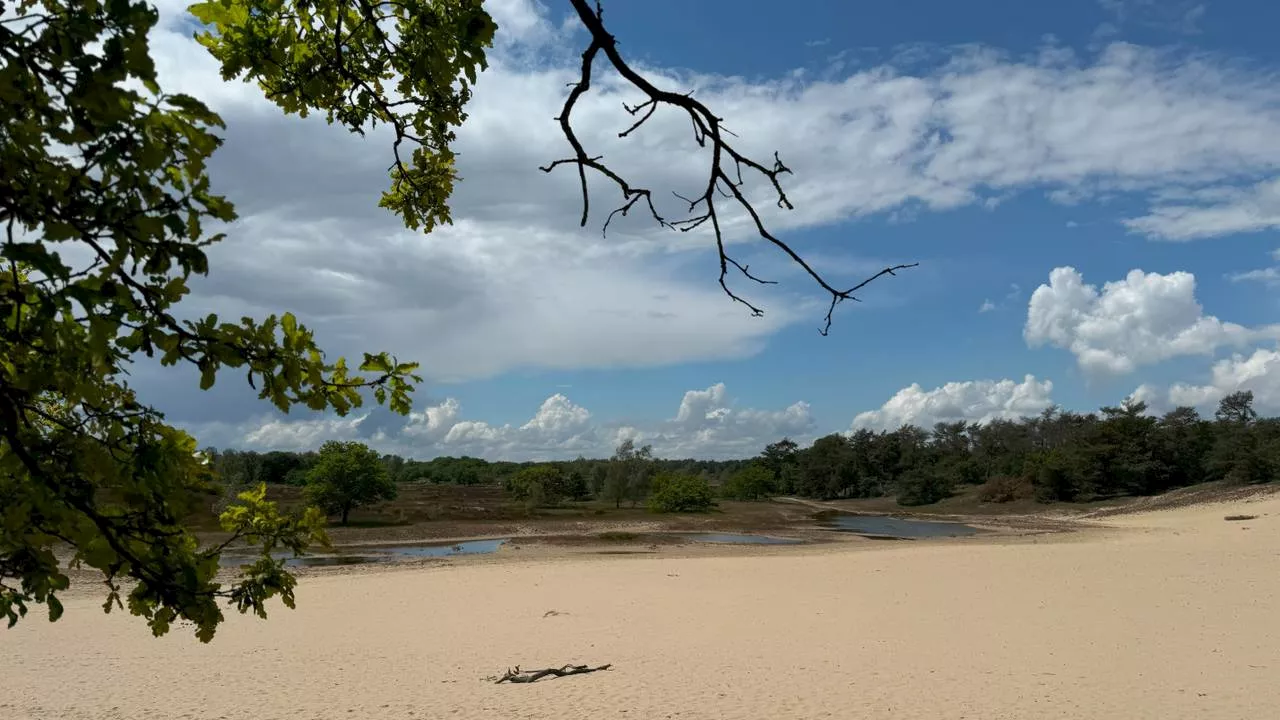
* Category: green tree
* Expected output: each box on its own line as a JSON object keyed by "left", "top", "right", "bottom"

{"left": 503, "top": 464, "right": 571, "bottom": 507}
{"left": 759, "top": 438, "right": 799, "bottom": 492}
{"left": 648, "top": 473, "right": 715, "bottom": 513}
{"left": 604, "top": 439, "right": 653, "bottom": 509}
{"left": 304, "top": 441, "right": 397, "bottom": 525}
{"left": 721, "top": 464, "right": 775, "bottom": 501}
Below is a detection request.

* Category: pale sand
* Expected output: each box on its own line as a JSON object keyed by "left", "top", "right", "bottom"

{"left": 5, "top": 496, "right": 1279, "bottom": 720}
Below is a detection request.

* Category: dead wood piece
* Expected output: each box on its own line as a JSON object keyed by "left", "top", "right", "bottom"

{"left": 495, "top": 663, "right": 613, "bottom": 684}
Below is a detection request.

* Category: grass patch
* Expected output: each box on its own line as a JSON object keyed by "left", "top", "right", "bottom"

{"left": 596, "top": 531, "right": 641, "bottom": 542}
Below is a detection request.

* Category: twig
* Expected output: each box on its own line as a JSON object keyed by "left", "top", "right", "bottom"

{"left": 495, "top": 663, "right": 613, "bottom": 684}
{"left": 548, "top": 0, "right": 917, "bottom": 334}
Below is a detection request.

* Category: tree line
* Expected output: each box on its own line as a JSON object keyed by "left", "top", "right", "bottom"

{"left": 769, "top": 391, "right": 1277, "bottom": 506}
{"left": 206, "top": 391, "right": 1279, "bottom": 517}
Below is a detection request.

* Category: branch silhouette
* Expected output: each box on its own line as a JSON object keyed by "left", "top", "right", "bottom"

{"left": 543, "top": 0, "right": 918, "bottom": 335}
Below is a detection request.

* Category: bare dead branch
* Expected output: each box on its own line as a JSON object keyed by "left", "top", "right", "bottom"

{"left": 495, "top": 663, "right": 613, "bottom": 684}
{"left": 548, "top": 0, "right": 918, "bottom": 334}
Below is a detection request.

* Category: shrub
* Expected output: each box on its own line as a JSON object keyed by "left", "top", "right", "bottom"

{"left": 647, "top": 473, "right": 715, "bottom": 513}
{"left": 977, "top": 475, "right": 1032, "bottom": 503}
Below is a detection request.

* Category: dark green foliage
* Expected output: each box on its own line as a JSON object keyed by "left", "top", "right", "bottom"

{"left": 648, "top": 473, "right": 715, "bottom": 513}
{"left": 896, "top": 466, "right": 955, "bottom": 507}
{"left": 2, "top": 0, "right": 417, "bottom": 641}
{"left": 784, "top": 392, "right": 1277, "bottom": 507}
{"left": 503, "top": 465, "right": 576, "bottom": 507}
{"left": 304, "top": 441, "right": 397, "bottom": 525}
{"left": 758, "top": 438, "right": 800, "bottom": 492}
{"left": 721, "top": 465, "right": 776, "bottom": 500}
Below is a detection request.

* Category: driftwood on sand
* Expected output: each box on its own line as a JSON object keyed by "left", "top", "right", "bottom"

{"left": 495, "top": 664, "right": 612, "bottom": 684}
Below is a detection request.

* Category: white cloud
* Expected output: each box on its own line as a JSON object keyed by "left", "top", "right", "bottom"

{"left": 99, "top": 2, "right": 1280, "bottom": 427}
{"left": 240, "top": 414, "right": 369, "bottom": 451}
{"left": 1165, "top": 348, "right": 1280, "bottom": 414}
{"left": 977, "top": 283, "right": 1021, "bottom": 314}
{"left": 191, "top": 383, "right": 814, "bottom": 461}
{"left": 1097, "top": 0, "right": 1206, "bottom": 35}
{"left": 1229, "top": 266, "right": 1280, "bottom": 286}
{"left": 1127, "top": 383, "right": 1164, "bottom": 410}
{"left": 851, "top": 375, "right": 1055, "bottom": 430}
{"left": 1025, "top": 266, "right": 1278, "bottom": 377}
{"left": 1124, "top": 177, "right": 1280, "bottom": 241}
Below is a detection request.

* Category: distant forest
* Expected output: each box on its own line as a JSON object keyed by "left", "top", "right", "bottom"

{"left": 203, "top": 391, "right": 1279, "bottom": 508}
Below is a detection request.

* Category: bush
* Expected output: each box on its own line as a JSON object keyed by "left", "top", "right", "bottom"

{"left": 977, "top": 475, "right": 1032, "bottom": 503}
{"left": 647, "top": 473, "right": 715, "bottom": 513}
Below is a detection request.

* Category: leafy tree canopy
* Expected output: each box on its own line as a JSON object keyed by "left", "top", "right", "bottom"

{"left": 648, "top": 472, "right": 715, "bottom": 514}
{"left": 304, "top": 441, "right": 397, "bottom": 525}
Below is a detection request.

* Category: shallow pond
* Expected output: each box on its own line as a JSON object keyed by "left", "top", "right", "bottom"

{"left": 226, "top": 537, "right": 512, "bottom": 568}
{"left": 676, "top": 532, "right": 805, "bottom": 545}
{"left": 820, "top": 514, "right": 980, "bottom": 538}
{"left": 371, "top": 537, "right": 510, "bottom": 558}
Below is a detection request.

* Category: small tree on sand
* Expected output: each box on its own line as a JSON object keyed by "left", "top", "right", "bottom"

{"left": 304, "top": 441, "right": 397, "bottom": 525}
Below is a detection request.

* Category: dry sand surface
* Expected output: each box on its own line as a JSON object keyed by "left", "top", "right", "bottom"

{"left": 5, "top": 496, "right": 1279, "bottom": 720}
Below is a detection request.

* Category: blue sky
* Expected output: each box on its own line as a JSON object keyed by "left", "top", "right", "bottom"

{"left": 137, "top": 0, "right": 1280, "bottom": 459}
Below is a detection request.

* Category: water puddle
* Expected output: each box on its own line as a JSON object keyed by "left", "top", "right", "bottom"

{"left": 371, "top": 538, "right": 510, "bottom": 558}
{"left": 675, "top": 532, "right": 804, "bottom": 545}
{"left": 286, "top": 554, "right": 387, "bottom": 567}
{"left": 224, "top": 538, "right": 512, "bottom": 569}
{"left": 819, "top": 514, "right": 979, "bottom": 539}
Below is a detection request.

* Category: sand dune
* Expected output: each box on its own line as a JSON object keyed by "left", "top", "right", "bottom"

{"left": 5, "top": 496, "right": 1278, "bottom": 720}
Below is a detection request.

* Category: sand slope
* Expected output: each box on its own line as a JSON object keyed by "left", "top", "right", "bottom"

{"left": 5, "top": 495, "right": 1278, "bottom": 720}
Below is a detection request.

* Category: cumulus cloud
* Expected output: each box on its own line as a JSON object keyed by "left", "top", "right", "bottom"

{"left": 851, "top": 375, "right": 1055, "bottom": 430}
{"left": 1164, "top": 348, "right": 1280, "bottom": 414}
{"left": 1025, "top": 266, "right": 1278, "bottom": 377}
{"left": 187, "top": 383, "right": 815, "bottom": 461}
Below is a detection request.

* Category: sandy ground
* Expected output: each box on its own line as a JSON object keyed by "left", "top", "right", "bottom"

{"left": 4, "top": 495, "right": 1278, "bottom": 720}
